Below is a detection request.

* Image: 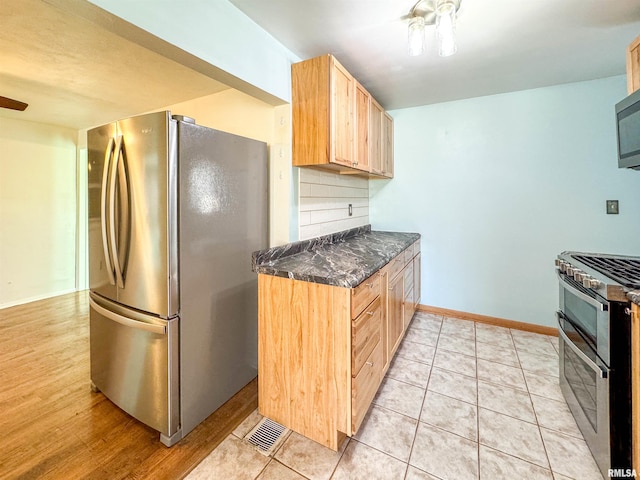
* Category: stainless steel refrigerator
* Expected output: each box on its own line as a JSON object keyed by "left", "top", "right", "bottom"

{"left": 87, "top": 111, "right": 267, "bottom": 446}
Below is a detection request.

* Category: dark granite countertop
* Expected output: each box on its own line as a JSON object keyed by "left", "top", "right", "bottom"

{"left": 252, "top": 225, "right": 420, "bottom": 288}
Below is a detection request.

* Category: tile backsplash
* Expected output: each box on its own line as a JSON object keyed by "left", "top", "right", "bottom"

{"left": 299, "top": 169, "right": 369, "bottom": 240}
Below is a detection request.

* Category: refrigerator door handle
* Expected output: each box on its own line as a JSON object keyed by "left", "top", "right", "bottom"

{"left": 89, "top": 297, "right": 167, "bottom": 335}
{"left": 109, "top": 135, "right": 125, "bottom": 288}
{"left": 118, "top": 136, "right": 131, "bottom": 281}
{"left": 101, "top": 137, "right": 116, "bottom": 286}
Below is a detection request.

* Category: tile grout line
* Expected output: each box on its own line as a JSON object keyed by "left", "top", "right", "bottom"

{"left": 252, "top": 459, "right": 271, "bottom": 480}
{"left": 326, "top": 436, "right": 350, "bottom": 480}
{"left": 403, "top": 313, "right": 442, "bottom": 480}
{"left": 512, "top": 326, "right": 555, "bottom": 476}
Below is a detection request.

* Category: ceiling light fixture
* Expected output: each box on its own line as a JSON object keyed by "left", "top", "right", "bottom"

{"left": 407, "top": 0, "right": 462, "bottom": 57}
{"left": 408, "top": 16, "right": 425, "bottom": 56}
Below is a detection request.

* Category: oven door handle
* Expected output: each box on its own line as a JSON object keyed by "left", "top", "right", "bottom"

{"left": 556, "top": 312, "right": 608, "bottom": 379}
{"left": 557, "top": 274, "right": 608, "bottom": 311}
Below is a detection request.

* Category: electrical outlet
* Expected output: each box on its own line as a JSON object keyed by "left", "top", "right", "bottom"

{"left": 606, "top": 200, "right": 619, "bottom": 214}
{"left": 348, "top": 204, "right": 353, "bottom": 216}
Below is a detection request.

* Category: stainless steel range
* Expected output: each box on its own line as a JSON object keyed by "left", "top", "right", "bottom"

{"left": 555, "top": 252, "right": 635, "bottom": 477}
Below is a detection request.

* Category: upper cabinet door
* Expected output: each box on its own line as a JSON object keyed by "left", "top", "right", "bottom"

{"left": 354, "top": 81, "right": 371, "bottom": 172}
{"left": 369, "top": 98, "right": 383, "bottom": 176}
{"left": 331, "top": 58, "right": 354, "bottom": 167}
{"left": 382, "top": 112, "right": 394, "bottom": 179}
{"left": 627, "top": 34, "right": 640, "bottom": 95}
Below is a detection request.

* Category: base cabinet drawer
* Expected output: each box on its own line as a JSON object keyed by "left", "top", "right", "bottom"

{"left": 388, "top": 255, "right": 405, "bottom": 280}
{"left": 352, "top": 296, "right": 382, "bottom": 375}
{"left": 352, "top": 340, "right": 383, "bottom": 433}
{"left": 351, "top": 273, "right": 380, "bottom": 318}
{"left": 413, "top": 240, "right": 421, "bottom": 257}
{"left": 404, "top": 247, "right": 414, "bottom": 265}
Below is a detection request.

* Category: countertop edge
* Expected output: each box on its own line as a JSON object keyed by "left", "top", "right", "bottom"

{"left": 253, "top": 226, "right": 420, "bottom": 289}
{"left": 252, "top": 224, "right": 371, "bottom": 268}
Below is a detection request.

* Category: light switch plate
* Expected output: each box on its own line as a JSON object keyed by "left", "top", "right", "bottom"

{"left": 606, "top": 200, "right": 619, "bottom": 214}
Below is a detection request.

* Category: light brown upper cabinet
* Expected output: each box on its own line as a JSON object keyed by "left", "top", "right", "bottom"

{"left": 369, "top": 98, "right": 384, "bottom": 175}
{"left": 382, "top": 112, "right": 394, "bottom": 178}
{"left": 628, "top": 34, "right": 640, "bottom": 94}
{"left": 354, "top": 81, "right": 371, "bottom": 172}
{"left": 292, "top": 54, "right": 393, "bottom": 178}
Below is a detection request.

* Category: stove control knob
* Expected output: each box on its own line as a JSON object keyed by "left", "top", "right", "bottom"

{"left": 565, "top": 266, "right": 575, "bottom": 275}
{"left": 573, "top": 271, "right": 585, "bottom": 281}
{"left": 582, "top": 277, "right": 601, "bottom": 289}
{"left": 589, "top": 278, "right": 602, "bottom": 289}
{"left": 555, "top": 259, "right": 563, "bottom": 267}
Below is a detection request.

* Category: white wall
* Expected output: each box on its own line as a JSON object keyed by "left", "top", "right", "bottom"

{"left": 370, "top": 75, "right": 640, "bottom": 327}
{"left": 0, "top": 118, "right": 78, "bottom": 307}
{"left": 299, "top": 169, "right": 369, "bottom": 240}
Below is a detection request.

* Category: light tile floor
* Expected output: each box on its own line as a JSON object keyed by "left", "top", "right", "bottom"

{"left": 185, "top": 312, "right": 604, "bottom": 480}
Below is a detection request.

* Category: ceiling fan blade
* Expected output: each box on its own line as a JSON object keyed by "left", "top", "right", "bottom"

{"left": 0, "top": 96, "right": 28, "bottom": 111}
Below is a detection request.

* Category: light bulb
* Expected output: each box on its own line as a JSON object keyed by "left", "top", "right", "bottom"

{"left": 438, "top": 32, "right": 457, "bottom": 57}
{"left": 436, "top": 1, "right": 457, "bottom": 57}
{"left": 407, "top": 16, "right": 425, "bottom": 56}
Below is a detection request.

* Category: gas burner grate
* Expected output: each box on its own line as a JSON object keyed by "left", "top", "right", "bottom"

{"left": 573, "top": 255, "right": 640, "bottom": 288}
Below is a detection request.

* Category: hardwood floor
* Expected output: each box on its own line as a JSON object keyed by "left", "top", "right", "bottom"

{"left": 0, "top": 291, "right": 257, "bottom": 480}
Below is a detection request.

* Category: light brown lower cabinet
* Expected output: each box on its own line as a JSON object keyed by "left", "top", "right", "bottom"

{"left": 257, "top": 242, "right": 421, "bottom": 450}
{"left": 387, "top": 270, "right": 404, "bottom": 359}
{"left": 413, "top": 252, "right": 421, "bottom": 309}
{"left": 632, "top": 303, "right": 640, "bottom": 473}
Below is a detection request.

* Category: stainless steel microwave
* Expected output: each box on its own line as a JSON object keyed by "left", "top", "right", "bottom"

{"left": 616, "top": 87, "right": 640, "bottom": 170}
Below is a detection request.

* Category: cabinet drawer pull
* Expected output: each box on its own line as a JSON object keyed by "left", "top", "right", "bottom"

{"left": 365, "top": 361, "right": 373, "bottom": 367}
{"left": 366, "top": 311, "right": 374, "bottom": 316}
{"left": 366, "top": 282, "right": 374, "bottom": 288}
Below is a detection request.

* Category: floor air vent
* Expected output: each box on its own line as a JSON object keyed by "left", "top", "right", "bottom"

{"left": 244, "top": 417, "right": 288, "bottom": 456}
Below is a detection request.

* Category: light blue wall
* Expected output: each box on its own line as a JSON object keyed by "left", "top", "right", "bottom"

{"left": 88, "top": 0, "right": 298, "bottom": 103}
{"left": 371, "top": 75, "right": 640, "bottom": 327}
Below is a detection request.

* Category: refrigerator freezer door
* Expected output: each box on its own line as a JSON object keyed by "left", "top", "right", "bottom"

{"left": 115, "top": 111, "right": 178, "bottom": 318}
{"left": 177, "top": 122, "right": 268, "bottom": 436}
{"left": 89, "top": 293, "right": 180, "bottom": 441}
{"left": 88, "top": 122, "right": 118, "bottom": 302}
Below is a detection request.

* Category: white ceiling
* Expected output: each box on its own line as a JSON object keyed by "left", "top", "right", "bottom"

{"left": 229, "top": 0, "right": 640, "bottom": 110}
{"left": 2, "top": 0, "right": 639, "bottom": 130}
{"left": 0, "top": 0, "right": 230, "bottom": 130}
